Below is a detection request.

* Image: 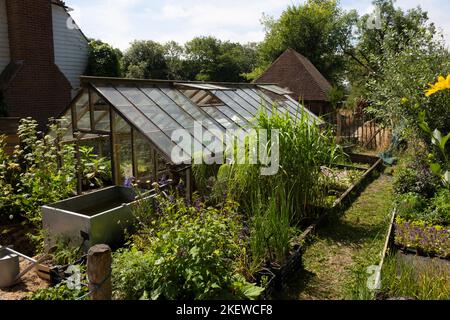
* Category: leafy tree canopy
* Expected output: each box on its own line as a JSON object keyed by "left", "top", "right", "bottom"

{"left": 86, "top": 39, "right": 122, "bottom": 77}
{"left": 255, "top": 0, "right": 358, "bottom": 83}
{"left": 122, "top": 40, "right": 168, "bottom": 79}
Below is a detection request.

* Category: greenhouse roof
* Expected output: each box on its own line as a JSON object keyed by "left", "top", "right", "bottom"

{"left": 62, "top": 76, "right": 323, "bottom": 165}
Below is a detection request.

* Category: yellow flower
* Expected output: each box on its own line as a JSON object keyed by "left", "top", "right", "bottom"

{"left": 425, "top": 75, "right": 450, "bottom": 97}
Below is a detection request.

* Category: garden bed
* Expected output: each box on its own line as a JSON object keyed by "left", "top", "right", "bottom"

{"left": 377, "top": 209, "right": 449, "bottom": 300}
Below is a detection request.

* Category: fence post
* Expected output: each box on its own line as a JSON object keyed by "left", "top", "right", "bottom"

{"left": 87, "top": 244, "right": 112, "bottom": 300}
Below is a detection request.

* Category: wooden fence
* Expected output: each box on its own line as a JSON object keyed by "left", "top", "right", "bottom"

{"left": 335, "top": 111, "right": 391, "bottom": 152}
{"left": 0, "top": 118, "right": 20, "bottom": 155}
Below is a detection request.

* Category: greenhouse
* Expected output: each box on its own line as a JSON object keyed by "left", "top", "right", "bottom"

{"left": 59, "top": 76, "right": 322, "bottom": 194}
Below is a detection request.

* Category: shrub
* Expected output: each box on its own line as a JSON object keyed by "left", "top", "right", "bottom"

{"left": 113, "top": 194, "right": 263, "bottom": 300}
{"left": 0, "top": 118, "right": 110, "bottom": 226}
{"left": 393, "top": 161, "right": 439, "bottom": 198}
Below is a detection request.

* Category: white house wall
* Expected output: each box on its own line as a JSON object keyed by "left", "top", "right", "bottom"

{"left": 0, "top": 0, "right": 10, "bottom": 73}
{"left": 52, "top": 4, "right": 89, "bottom": 95}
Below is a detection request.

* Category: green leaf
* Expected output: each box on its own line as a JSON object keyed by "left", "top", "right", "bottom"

{"left": 430, "top": 162, "right": 442, "bottom": 174}
{"left": 432, "top": 129, "right": 442, "bottom": 147}
{"left": 242, "top": 284, "right": 265, "bottom": 300}
{"left": 189, "top": 246, "right": 199, "bottom": 257}
{"left": 443, "top": 171, "right": 450, "bottom": 185}
{"left": 418, "top": 111, "right": 431, "bottom": 134}
{"left": 440, "top": 132, "right": 450, "bottom": 151}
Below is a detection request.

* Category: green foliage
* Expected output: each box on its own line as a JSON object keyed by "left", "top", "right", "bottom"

{"left": 428, "top": 189, "right": 450, "bottom": 226}
{"left": 0, "top": 118, "right": 108, "bottom": 226}
{"left": 353, "top": 1, "right": 450, "bottom": 134}
{"left": 163, "top": 41, "right": 185, "bottom": 80}
{"left": 113, "top": 193, "right": 263, "bottom": 300}
{"left": 327, "top": 86, "right": 345, "bottom": 109}
{"left": 256, "top": 0, "right": 357, "bottom": 83}
{"left": 28, "top": 283, "right": 88, "bottom": 301}
{"left": 418, "top": 112, "right": 450, "bottom": 189}
{"left": 381, "top": 253, "right": 449, "bottom": 300}
{"left": 120, "top": 37, "right": 257, "bottom": 82}
{"left": 122, "top": 40, "right": 168, "bottom": 79}
{"left": 215, "top": 108, "right": 343, "bottom": 223}
{"left": 80, "top": 146, "right": 111, "bottom": 189}
{"left": 0, "top": 119, "right": 76, "bottom": 225}
{"left": 249, "top": 186, "right": 294, "bottom": 266}
{"left": 184, "top": 37, "right": 257, "bottom": 82}
{"left": 395, "top": 217, "right": 450, "bottom": 258}
{"left": 50, "top": 239, "right": 83, "bottom": 266}
{"left": 211, "top": 108, "right": 343, "bottom": 267}
{"left": 393, "top": 161, "right": 439, "bottom": 198}
{"left": 395, "top": 192, "right": 428, "bottom": 221}
{"left": 86, "top": 40, "right": 122, "bottom": 77}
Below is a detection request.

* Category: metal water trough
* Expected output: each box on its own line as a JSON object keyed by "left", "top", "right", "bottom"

{"left": 42, "top": 186, "right": 149, "bottom": 251}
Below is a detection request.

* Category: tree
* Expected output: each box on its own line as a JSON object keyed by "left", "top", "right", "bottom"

{"left": 122, "top": 40, "right": 168, "bottom": 79}
{"left": 347, "top": 0, "right": 437, "bottom": 83}
{"left": 184, "top": 36, "right": 257, "bottom": 82}
{"left": 86, "top": 40, "right": 122, "bottom": 77}
{"left": 347, "top": 0, "right": 450, "bottom": 136}
{"left": 255, "top": 0, "right": 357, "bottom": 83}
{"left": 163, "top": 41, "right": 185, "bottom": 80}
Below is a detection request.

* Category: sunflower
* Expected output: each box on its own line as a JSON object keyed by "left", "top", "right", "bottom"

{"left": 425, "top": 75, "right": 450, "bottom": 97}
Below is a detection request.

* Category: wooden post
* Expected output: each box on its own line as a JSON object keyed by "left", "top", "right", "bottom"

{"left": 87, "top": 244, "right": 112, "bottom": 300}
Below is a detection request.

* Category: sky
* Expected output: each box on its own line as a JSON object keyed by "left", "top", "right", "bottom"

{"left": 66, "top": 0, "right": 450, "bottom": 51}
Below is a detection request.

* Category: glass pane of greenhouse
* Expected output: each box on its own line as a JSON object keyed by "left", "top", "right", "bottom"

{"left": 112, "top": 111, "right": 133, "bottom": 186}
{"left": 58, "top": 78, "right": 323, "bottom": 189}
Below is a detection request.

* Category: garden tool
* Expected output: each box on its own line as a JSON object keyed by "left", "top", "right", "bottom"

{"left": 0, "top": 245, "right": 54, "bottom": 288}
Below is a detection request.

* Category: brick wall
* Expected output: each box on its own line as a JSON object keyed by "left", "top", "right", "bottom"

{"left": 3, "top": 0, "right": 72, "bottom": 128}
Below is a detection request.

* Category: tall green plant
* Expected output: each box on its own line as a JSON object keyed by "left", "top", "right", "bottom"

{"left": 215, "top": 108, "right": 342, "bottom": 222}
{"left": 212, "top": 107, "right": 343, "bottom": 266}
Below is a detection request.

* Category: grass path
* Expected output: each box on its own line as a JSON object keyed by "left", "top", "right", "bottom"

{"left": 276, "top": 174, "right": 394, "bottom": 300}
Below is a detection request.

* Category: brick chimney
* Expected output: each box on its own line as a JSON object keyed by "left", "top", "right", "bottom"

{"left": 3, "top": 0, "right": 72, "bottom": 128}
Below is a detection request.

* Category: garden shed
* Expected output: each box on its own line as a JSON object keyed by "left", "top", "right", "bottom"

{"left": 59, "top": 76, "right": 322, "bottom": 195}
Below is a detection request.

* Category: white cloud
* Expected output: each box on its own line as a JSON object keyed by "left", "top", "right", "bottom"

{"left": 68, "top": 0, "right": 450, "bottom": 51}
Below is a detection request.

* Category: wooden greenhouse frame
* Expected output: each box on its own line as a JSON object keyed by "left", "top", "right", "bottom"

{"left": 59, "top": 76, "right": 323, "bottom": 198}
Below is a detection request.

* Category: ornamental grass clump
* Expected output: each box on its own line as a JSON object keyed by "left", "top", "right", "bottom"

{"left": 211, "top": 107, "right": 343, "bottom": 267}
{"left": 214, "top": 108, "right": 343, "bottom": 223}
